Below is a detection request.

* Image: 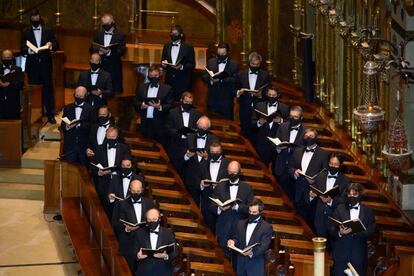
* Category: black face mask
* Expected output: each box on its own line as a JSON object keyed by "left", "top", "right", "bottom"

{"left": 249, "top": 66, "right": 260, "bottom": 73}
{"left": 328, "top": 166, "right": 340, "bottom": 175}
{"left": 107, "top": 138, "right": 118, "bottom": 147}
{"left": 210, "top": 153, "right": 221, "bottom": 161}
{"left": 2, "top": 59, "right": 12, "bottom": 67}
{"left": 121, "top": 167, "right": 133, "bottom": 177}
{"left": 170, "top": 34, "right": 181, "bottom": 42}
{"left": 147, "top": 220, "right": 160, "bottom": 231}
{"left": 130, "top": 192, "right": 141, "bottom": 202}
{"left": 197, "top": 128, "right": 208, "bottom": 136}
{"left": 248, "top": 214, "right": 261, "bottom": 223}
{"left": 228, "top": 173, "right": 239, "bottom": 183}
{"left": 347, "top": 196, "right": 360, "bottom": 207}
{"left": 289, "top": 117, "right": 301, "bottom": 127}
{"left": 90, "top": 63, "right": 101, "bottom": 71}
{"left": 268, "top": 97, "right": 278, "bottom": 105}
{"left": 217, "top": 54, "right": 227, "bottom": 61}
{"left": 98, "top": 116, "right": 109, "bottom": 126}
{"left": 148, "top": 77, "right": 159, "bottom": 85}
{"left": 102, "top": 23, "right": 114, "bottom": 31}
{"left": 31, "top": 20, "right": 40, "bottom": 28}
{"left": 181, "top": 103, "right": 192, "bottom": 112}
{"left": 74, "top": 97, "right": 84, "bottom": 105}
{"left": 304, "top": 137, "right": 317, "bottom": 147}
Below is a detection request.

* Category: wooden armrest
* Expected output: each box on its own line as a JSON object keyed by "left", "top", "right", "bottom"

{"left": 382, "top": 230, "right": 414, "bottom": 242}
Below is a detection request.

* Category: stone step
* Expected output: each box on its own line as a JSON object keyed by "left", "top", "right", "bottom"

{"left": 21, "top": 141, "right": 60, "bottom": 169}
{"left": 0, "top": 168, "right": 44, "bottom": 185}
{"left": 39, "top": 113, "right": 62, "bottom": 141}
{"left": 0, "top": 182, "right": 44, "bottom": 200}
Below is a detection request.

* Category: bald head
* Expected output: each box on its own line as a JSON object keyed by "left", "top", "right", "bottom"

{"left": 146, "top": 208, "right": 160, "bottom": 222}
{"left": 74, "top": 86, "right": 87, "bottom": 99}
{"left": 228, "top": 161, "right": 241, "bottom": 174}
{"left": 197, "top": 116, "right": 211, "bottom": 130}
{"left": 2, "top": 50, "right": 13, "bottom": 60}
{"left": 129, "top": 179, "right": 143, "bottom": 194}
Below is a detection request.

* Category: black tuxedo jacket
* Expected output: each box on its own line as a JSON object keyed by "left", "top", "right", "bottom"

{"left": 236, "top": 69, "right": 271, "bottom": 106}
{"left": 112, "top": 197, "right": 154, "bottom": 255}
{"left": 134, "top": 83, "right": 173, "bottom": 122}
{"left": 273, "top": 122, "right": 308, "bottom": 176}
{"left": 134, "top": 226, "right": 178, "bottom": 276}
{"left": 202, "top": 58, "right": 239, "bottom": 106}
{"left": 107, "top": 172, "right": 137, "bottom": 200}
{"left": 77, "top": 69, "right": 113, "bottom": 108}
{"left": 289, "top": 146, "right": 329, "bottom": 177}
{"left": 60, "top": 102, "right": 96, "bottom": 154}
{"left": 87, "top": 123, "right": 108, "bottom": 152}
{"left": 21, "top": 25, "right": 58, "bottom": 75}
{"left": 165, "top": 107, "right": 202, "bottom": 141}
{"left": 0, "top": 65, "right": 24, "bottom": 119}
{"left": 328, "top": 203, "right": 376, "bottom": 276}
{"left": 161, "top": 42, "right": 195, "bottom": 93}
{"left": 251, "top": 101, "right": 289, "bottom": 164}
{"left": 200, "top": 157, "right": 230, "bottom": 185}
{"left": 309, "top": 171, "right": 350, "bottom": 236}
{"left": 90, "top": 30, "right": 126, "bottom": 92}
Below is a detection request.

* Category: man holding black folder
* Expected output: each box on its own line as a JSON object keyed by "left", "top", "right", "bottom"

{"left": 251, "top": 86, "right": 289, "bottom": 166}
{"left": 112, "top": 177, "right": 154, "bottom": 273}
{"left": 307, "top": 153, "right": 349, "bottom": 246}
{"left": 236, "top": 52, "right": 271, "bottom": 140}
{"left": 209, "top": 161, "right": 254, "bottom": 254}
{"left": 202, "top": 42, "right": 239, "bottom": 119}
{"left": 21, "top": 9, "right": 58, "bottom": 124}
{"left": 90, "top": 14, "right": 125, "bottom": 93}
{"left": 0, "top": 50, "right": 24, "bottom": 119}
{"left": 329, "top": 183, "right": 376, "bottom": 276}
{"left": 134, "top": 65, "right": 173, "bottom": 142}
{"left": 135, "top": 208, "right": 178, "bottom": 276}
{"left": 161, "top": 25, "right": 195, "bottom": 101}
{"left": 227, "top": 198, "right": 273, "bottom": 276}
{"left": 78, "top": 53, "right": 113, "bottom": 109}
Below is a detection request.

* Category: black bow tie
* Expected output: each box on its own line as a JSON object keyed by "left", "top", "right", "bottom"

{"left": 305, "top": 148, "right": 315, "bottom": 153}
{"left": 172, "top": 43, "right": 180, "bottom": 47}
{"left": 108, "top": 144, "right": 117, "bottom": 149}
{"left": 75, "top": 104, "right": 84, "bottom": 108}
{"left": 248, "top": 219, "right": 259, "bottom": 224}
{"left": 250, "top": 71, "right": 258, "bottom": 75}
{"left": 33, "top": 27, "right": 40, "bottom": 31}
{"left": 211, "top": 160, "right": 220, "bottom": 163}
{"left": 3, "top": 66, "right": 11, "bottom": 69}
{"left": 150, "top": 230, "right": 159, "bottom": 234}
{"left": 349, "top": 206, "right": 359, "bottom": 210}
{"left": 268, "top": 103, "right": 277, "bottom": 107}
{"left": 290, "top": 127, "right": 299, "bottom": 131}
{"left": 150, "top": 84, "right": 159, "bottom": 88}
{"left": 327, "top": 175, "right": 337, "bottom": 179}
{"left": 132, "top": 200, "right": 142, "bottom": 204}
{"left": 91, "top": 71, "right": 99, "bottom": 75}
{"left": 229, "top": 183, "right": 239, "bottom": 187}
{"left": 104, "top": 32, "right": 113, "bottom": 35}
{"left": 218, "top": 60, "right": 226, "bottom": 64}
{"left": 123, "top": 175, "right": 131, "bottom": 180}
{"left": 197, "top": 135, "right": 206, "bottom": 140}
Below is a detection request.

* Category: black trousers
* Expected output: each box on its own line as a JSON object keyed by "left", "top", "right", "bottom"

{"left": 27, "top": 64, "right": 55, "bottom": 116}
{"left": 0, "top": 93, "right": 20, "bottom": 119}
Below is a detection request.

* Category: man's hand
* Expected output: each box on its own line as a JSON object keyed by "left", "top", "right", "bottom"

{"left": 98, "top": 169, "right": 111, "bottom": 176}
{"left": 241, "top": 249, "right": 253, "bottom": 257}
{"left": 171, "top": 63, "right": 182, "bottom": 70}
{"left": 153, "top": 251, "right": 168, "bottom": 259}
{"left": 66, "top": 121, "right": 78, "bottom": 129}
{"left": 141, "top": 101, "right": 148, "bottom": 110}
{"left": 108, "top": 193, "right": 116, "bottom": 201}
{"left": 227, "top": 239, "right": 235, "bottom": 248}
{"left": 197, "top": 150, "right": 208, "bottom": 159}
{"left": 99, "top": 48, "right": 110, "bottom": 55}
{"left": 219, "top": 205, "right": 231, "bottom": 212}
{"left": 46, "top": 41, "right": 52, "bottom": 49}
{"left": 294, "top": 169, "right": 302, "bottom": 178}
{"left": 185, "top": 150, "right": 196, "bottom": 158}
{"left": 86, "top": 148, "right": 95, "bottom": 157}
{"left": 320, "top": 195, "right": 332, "bottom": 204}
{"left": 339, "top": 225, "right": 352, "bottom": 236}
{"left": 91, "top": 89, "right": 102, "bottom": 96}
{"left": 137, "top": 249, "right": 148, "bottom": 260}
{"left": 307, "top": 178, "right": 316, "bottom": 184}
{"left": 309, "top": 190, "right": 317, "bottom": 198}
{"left": 273, "top": 116, "right": 282, "bottom": 124}
{"left": 124, "top": 225, "right": 139, "bottom": 232}
{"left": 237, "top": 88, "right": 247, "bottom": 97}
{"left": 161, "top": 60, "right": 168, "bottom": 67}
{"left": 149, "top": 101, "right": 161, "bottom": 110}
{"left": 258, "top": 118, "right": 267, "bottom": 126}
{"left": 0, "top": 80, "right": 10, "bottom": 87}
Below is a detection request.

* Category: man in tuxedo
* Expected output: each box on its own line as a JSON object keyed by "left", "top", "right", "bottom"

{"left": 86, "top": 106, "right": 112, "bottom": 158}
{"left": 202, "top": 42, "right": 239, "bottom": 119}
{"left": 251, "top": 86, "right": 289, "bottom": 167}
{"left": 165, "top": 92, "right": 202, "bottom": 176}
{"left": 329, "top": 183, "right": 376, "bottom": 276}
{"left": 289, "top": 128, "right": 329, "bottom": 224}
{"left": 273, "top": 105, "right": 307, "bottom": 200}
{"left": 200, "top": 142, "right": 230, "bottom": 231}
{"left": 21, "top": 9, "right": 58, "bottom": 124}
{"left": 227, "top": 198, "right": 273, "bottom": 276}
{"left": 135, "top": 208, "right": 178, "bottom": 276}
{"left": 91, "top": 126, "right": 130, "bottom": 216}
{"left": 236, "top": 52, "right": 271, "bottom": 140}
{"left": 161, "top": 25, "right": 195, "bottom": 101}
{"left": 90, "top": 14, "right": 125, "bottom": 93}
{"left": 77, "top": 53, "right": 113, "bottom": 109}
{"left": 112, "top": 177, "right": 154, "bottom": 273}
{"left": 60, "top": 86, "right": 95, "bottom": 165}
{"left": 307, "top": 153, "right": 349, "bottom": 247}
{"left": 183, "top": 116, "right": 219, "bottom": 206}
{"left": 134, "top": 65, "right": 173, "bottom": 142}
{"left": 0, "top": 50, "right": 24, "bottom": 119}
{"left": 107, "top": 155, "right": 137, "bottom": 203}
{"left": 209, "top": 161, "right": 254, "bottom": 253}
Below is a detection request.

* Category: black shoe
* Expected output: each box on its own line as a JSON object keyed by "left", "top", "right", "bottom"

{"left": 48, "top": 116, "right": 56, "bottom": 124}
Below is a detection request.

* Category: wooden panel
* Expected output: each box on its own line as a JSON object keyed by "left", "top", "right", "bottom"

{"left": 0, "top": 120, "right": 21, "bottom": 167}
{"left": 394, "top": 246, "right": 414, "bottom": 276}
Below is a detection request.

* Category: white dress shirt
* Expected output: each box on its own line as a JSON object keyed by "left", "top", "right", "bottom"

{"left": 96, "top": 123, "right": 109, "bottom": 145}
{"left": 326, "top": 173, "right": 338, "bottom": 191}
{"left": 91, "top": 69, "right": 100, "bottom": 85}
{"left": 150, "top": 225, "right": 160, "bottom": 249}
{"left": 246, "top": 218, "right": 260, "bottom": 245}
{"left": 350, "top": 203, "right": 360, "bottom": 220}
{"left": 267, "top": 103, "right": 278, "bottom": 129}
{"left": 33, "top": 26, "right": 42, "bottom": 47}
{"left": 196, "top": 136, "right": 207, "bottom": 162}
{"left": 181, "top": 109, "right": 190, "bottom": 139}
{"left": 104, "top": 33, "right": 112, "bottom": 47}
{"left": 248, "top": 69, "right": 258, "bottom": 90}
{"left": 217, "top": 180, "right": 239, "bottom": 215}
{"left": 122, "top": 173, "right": 132, "bottom": 198}
{"left": 171, "top": 42, "right": 181, "bottom": 64}
{"left": 218, "top": 61, "right": 226, "bottom": 72}
{"left": 3, "top": 65, "right": 10, "bottom": 75}
{"left": 289, "top": 125, "right": 300, "bottom": 143}
{"left": 132, "top": 197, "right": 143, "bottom": 223}
{"left": 75, "top": 102, "right": 84, "bottom": 121}
{"left": 210, "top": 159, "right": 221, "bottom": 182}
{"left": 301, "top": 147, "right": 315, "bottom": 174}
{"left": 146, "top": 85, "right": 159, "bottom": 119}
{"left": 107, "top": 145, "right": 116, "bottom": 168}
